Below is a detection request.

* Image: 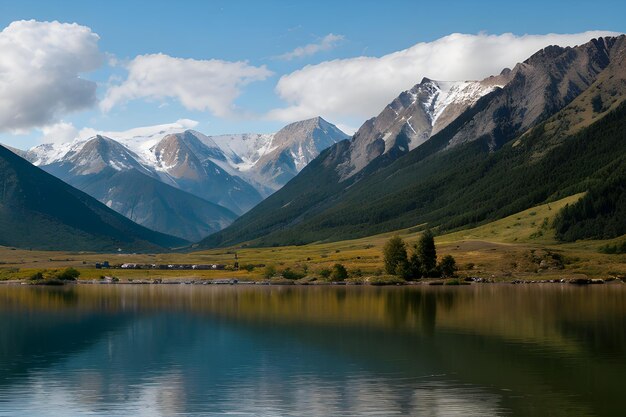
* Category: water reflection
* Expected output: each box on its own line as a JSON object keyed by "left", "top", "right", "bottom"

{"left": 0, "top": 284, "right": 624, "bottom": 416}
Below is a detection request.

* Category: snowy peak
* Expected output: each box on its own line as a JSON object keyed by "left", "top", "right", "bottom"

{"left": 268, "top": 116, "right": 349, "bottom": 171}
{"left": 19, "top": 117, "right": 348, "bottom": 197}
{"left": 25, "top": 140, "right": 86, "bottom": 166}
{"left": 152, "top": 133, "right": 206, "bottom": 180}
{"left": 207, "top": 117, "right": 348, "bottom": 193}
{"left": 341, "top": 76, "right": 505, "bottom": 179}
{"left": 64, "top": 135, "right": 148, "bottom": 175}
{"left": 247, "top": 117, "right": 348, "bottom": 190}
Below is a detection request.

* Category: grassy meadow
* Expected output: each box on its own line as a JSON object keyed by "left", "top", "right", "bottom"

{"left": 0, "top": 194, "right": 624, "bottom": 283}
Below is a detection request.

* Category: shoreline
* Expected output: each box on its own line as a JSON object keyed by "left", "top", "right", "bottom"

{"left": 2, "top": 277, "right": 623, "bottom": 287}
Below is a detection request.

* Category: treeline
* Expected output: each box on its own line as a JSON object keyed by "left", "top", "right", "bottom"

{"left": 554, "top": 170, "right": 626, "bottom": 241}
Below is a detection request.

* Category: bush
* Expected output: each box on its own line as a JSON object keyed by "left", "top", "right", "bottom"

{"left": 29, "top": 271, "right": 44, "bottom": 281}
{"left": 330, "top": 263, "right": 348, "bottom": 281}
{"left": 438, "top": 255, "right": 458, "bottom": 278}
{"left": 243, "top": 264, "right": 255, "bottom": 272}
{"left": 56, "top": 267, "right": 80, "bottom": 281}
{"left": 263, "top": 265, "right": 277, "bottom": 278}
{"left": 318, "top": 268, "right": 332, "bottom": 279}
{"left": 281, "top": 268, "right": 305, "bottom": 280}
{"left": 599, "top": 240, "right": 626, "bottom": 254}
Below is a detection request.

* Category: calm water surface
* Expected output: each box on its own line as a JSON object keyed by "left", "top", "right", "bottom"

{"left": 0, "top": 284, "right": 624, "bottom": 416}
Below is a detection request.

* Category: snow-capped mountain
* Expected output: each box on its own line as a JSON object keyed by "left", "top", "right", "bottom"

{"left": 340, "top": 77, "right": 505, "bottom": 179}
{"left": 149, "top": 130, "right": 263, "bottom": 214}
{"left": 50, "top": 135, "right": 152, "bottom": 176}
{"left": 15, "top": 116, "right": 347, "bottom": 240}
{"left": 209, "top": 117, "right": 349, "bottom": 193}
{"left": 29, "top": 135, "right": 237, "bottom": 242}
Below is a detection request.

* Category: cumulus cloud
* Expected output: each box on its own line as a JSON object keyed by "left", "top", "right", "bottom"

{"left": 102, "top": 54, "right": 273, "bottom": 117}
{"left": 0, "top": 20, "right": 103, "bottom": 132}
{"left": 277, "top": 33, "right": 345, "bottom": 60}
{"left": 267, "top": 31, "right": 620, "bottom": 124}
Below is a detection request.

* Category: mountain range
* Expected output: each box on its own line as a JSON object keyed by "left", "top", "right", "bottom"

{"left": 201, "top": 35, "right": 626, "bottom": 248}
{"left": 2, "top": 36, "right": 625, "bottom": 252}
{"left": 13, "top": 117, "right": 347, "bottom": 241}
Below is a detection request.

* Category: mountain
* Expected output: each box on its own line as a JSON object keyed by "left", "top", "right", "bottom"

{"left": 200, "top": 35, "right": 626, "bottom": 248}
{"left": 0, "top": 145, "right": 187, "bottom": 252}
{"left": 39, "top": 136, "right": 238, "bottom": 242}
{"left": 149, "top": 130, "right": 263, "bottom": 214}
{"left": 209, "top": 117, "right": 349, "bottom": 194}
{"left": 244, "top": 117, "right": 349, "bottom": 190}
{"left": 15, "top": 118, "right": 347, "bottom": 240}
{"left": 339, "top": 77, "right": 505, "bottom": 179}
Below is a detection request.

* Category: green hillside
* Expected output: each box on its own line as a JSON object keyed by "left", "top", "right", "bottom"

{"left": 202, "top": 99, "right": 626, "bottom": 248}
{"left": 0, "top": 145, "right": 187, "bottom": 252}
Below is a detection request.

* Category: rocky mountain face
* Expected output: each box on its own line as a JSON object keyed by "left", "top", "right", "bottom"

{"left": 0, "top": 144, "right": 186, "bottom": 251}
{"left": 210, "top": 117, "right": 349, "bottom": 193}
{"left": 339, "top": 78, "right": 504, "bottom": 179}
{"left": 150, "top": 130, "right": 263, "bottom": 214}
{"left": 445, "top": 36, "right": 622, "bottom": 150}
{"left": 246, "top": 117, "right": 349, "bottom": 190}
{"left": 201, "top": 35, "right": 626, "bottom": 248}
{"left": 14, "top": 117, "right": 347, "bottom": 241}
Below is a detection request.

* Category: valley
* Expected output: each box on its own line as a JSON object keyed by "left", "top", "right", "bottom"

{"left": 1, "top": 194, "right": 623, "bottom": 283}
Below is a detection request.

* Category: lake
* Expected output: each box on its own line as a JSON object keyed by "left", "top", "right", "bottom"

{"left": 0, "top": 283, "right": 624, "bottom": 416}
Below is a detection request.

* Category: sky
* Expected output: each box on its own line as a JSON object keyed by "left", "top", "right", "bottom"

{"left": 0, "top": 0, "right": 624, "bottom": 149}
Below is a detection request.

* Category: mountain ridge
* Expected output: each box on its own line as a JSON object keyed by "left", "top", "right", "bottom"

{"left": 200, "top": 35, "right": 626, "bottom": 248}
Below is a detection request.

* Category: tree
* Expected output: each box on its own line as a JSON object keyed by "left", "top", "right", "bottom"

{"left": 330, "top": 263, "right": 348, "bottom": 281}
{"left": 383, "top": 236, "right": 408, "bottom": 275}
{"left": 438, "top": 255, "right": 458, "bottom": 277}
{"left": 406, "top": 252, "right": 423, "bottom": 280}
{"left": 416, "top": 229, "right": 437, "bottom": 274}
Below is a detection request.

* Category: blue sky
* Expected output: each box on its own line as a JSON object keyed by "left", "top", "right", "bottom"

{"left": 0, "top": 0, "right": 624, "bottom": 149}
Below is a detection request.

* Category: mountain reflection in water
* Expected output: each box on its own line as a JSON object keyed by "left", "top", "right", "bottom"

{"left": 0, "top": 284, "right": 624, "bottom": 416}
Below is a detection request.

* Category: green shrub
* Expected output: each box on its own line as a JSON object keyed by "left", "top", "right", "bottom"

{"left": 318, "top": 268, "right": 332, "bottom": 279}
{"left": 55, "top": 267, "right": 80, "bottom": 281}
{"left": 438, "top": 255, "right": 458, "bottom": 278}
{"left": 281, "top": 268, "right": 305, "bottom": 280}
{"left": 263, "top": 265, "right": 277, "bottom": 278}
{"left": 29, "top": 271, "right": 44, "bottom": 281}
{"left": 330, "top": 263, "right": 348, "bottom": 281}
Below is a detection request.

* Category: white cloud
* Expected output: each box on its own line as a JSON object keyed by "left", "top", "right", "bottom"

{"left": 40, "top": 121, "right": 80, "bottom": 144}
{"left": 267, "top": 31, "right": 620, "bottom": 124}
{"left": 277, "top": 33, "right": 345, "bottom": 60}
{"left": 102, "top": 54, "right": 273, "bottom": 117}
{"left": 0, "top": 20, "right": 103, "bottom": 132}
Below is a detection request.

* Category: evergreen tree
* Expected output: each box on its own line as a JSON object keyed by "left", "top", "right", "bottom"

{"left": 383, "top": 236, "right": 408, "bottom": 275}
{"left": 406, "top": 252, "right": 423, "bottom": 280}
{"left": 416, "top": 229, "right": 437, "bottom": 274}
